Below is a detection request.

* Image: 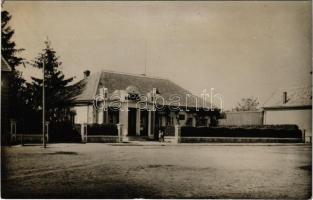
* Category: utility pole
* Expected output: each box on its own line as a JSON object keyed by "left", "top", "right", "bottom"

{"left": 42, "top": 55, "right": 46, "bottom": 148}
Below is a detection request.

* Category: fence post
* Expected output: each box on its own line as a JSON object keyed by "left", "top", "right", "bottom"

{"left": 84, "top": 124, "right": 88, "bottom": 143}
{"left": 175, "top": 125, "right": 181, "bottom": 144}
{"left": 81, "top": 123, "right": 87, "bottom": 143}
{"left": 10, "top": 119, "right": 16, "bottom": 144}
{"left": 80, "top": 124, "right": 84, "bottom": 143}
{"left": 20, "top": 120, "right": 23, "bottom": 146}
{"left": 117, "top": 124, "right": 123, "bottom": 143}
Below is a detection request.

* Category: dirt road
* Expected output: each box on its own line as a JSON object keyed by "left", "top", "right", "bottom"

{"left": 1, "top": 143, "right": 311, "bottom": 198}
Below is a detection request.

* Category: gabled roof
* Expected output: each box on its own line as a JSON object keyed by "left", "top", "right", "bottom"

{"left": 1, "top": 56, "right": 12, "bottom": 72}
{"left": 263, "top": 85, "right": 312, "bottom": 109}
{"left": 72, "top": 70, "right": 215, "bottom": 109}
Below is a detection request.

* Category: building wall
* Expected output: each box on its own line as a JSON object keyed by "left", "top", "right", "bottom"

{"left": 219, "top": 111, "right": 263, "bottom": 126}
{"left": 264, "top": 109, "right": 312, "bottom": 137}
{"left": 74, "top": 105, "right": 95, "bottom": 124}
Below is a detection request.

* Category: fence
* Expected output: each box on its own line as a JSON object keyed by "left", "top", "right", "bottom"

{"left": 10, "top": 120, "right": 84, "bottom": 144}
{"left": 10, "top": 119, "right": 47, "bottom": 144}
{"left": 9, "top": 120, "right": 306, "bottom": 144}
{"left": 10, "top": 120, "right": 121, "bottom": 144}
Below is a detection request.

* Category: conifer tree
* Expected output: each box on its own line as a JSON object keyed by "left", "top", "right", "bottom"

{"left": 1, "top": 10, "right": 28, "bottom": 120}
{"left": 28, "top": 40, "right": 74, "bottom": 122}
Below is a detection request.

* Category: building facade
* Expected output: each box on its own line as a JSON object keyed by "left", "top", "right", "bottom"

{"left": 71, "top": 70, "right": 218, "bottom": 138}
{"left": 263, "top": 86, "right": 312, "bottom": 141}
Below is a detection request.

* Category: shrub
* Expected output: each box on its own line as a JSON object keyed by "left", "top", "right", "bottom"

{"left": 17, "top": 122, "right": 42, "bottom": 135}
{"left": 181, "top": 125, "right": 302, "bottom": 138}
{"left": 87, "top": 123, "right": 118, "bottom": 135}
{"left": 15, "top": 112, "right": 42, "bottom": 134}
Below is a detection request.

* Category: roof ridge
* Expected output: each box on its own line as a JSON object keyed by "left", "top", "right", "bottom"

{"left": 168, "top": 79, "right": 217, "bottom": 108}
{"left": 99, "top": 69, "right": 168, "bottom": 80}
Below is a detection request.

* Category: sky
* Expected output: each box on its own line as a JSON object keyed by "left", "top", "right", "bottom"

{"left": 4, "top": 1, "right": 312, "bottom": 110}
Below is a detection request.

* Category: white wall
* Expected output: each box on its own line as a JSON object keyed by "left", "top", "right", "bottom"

{"left": 74, "top": 106, "right": 88, "bottom": 124}
{"left": 219, "top": 111, "right": 263, "bottom": 126}
{"left": 264, "top": 109, "right": 312, "bottom": 137}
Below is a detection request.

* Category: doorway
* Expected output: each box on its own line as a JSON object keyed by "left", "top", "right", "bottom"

{"left": 128, "top": 108, "right": 137, "bottom": 136}
{"left": 140, "top": 110, "right": 148, "bottom": 136}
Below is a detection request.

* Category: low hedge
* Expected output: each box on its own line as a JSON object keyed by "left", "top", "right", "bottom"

{"left": 218, "top": 124, "right": 299, "bottom": 130}
{"left": 16, "top": 120, "right": 42, "bottom": 135}
{"left": 49, "top": 121, "right": 81, "bottom": 142}
{"left": 181, "top": 125, "right": 302, "bottom": 138}
{"left": 87, "top": 123, "right": 118, "bottom": 135}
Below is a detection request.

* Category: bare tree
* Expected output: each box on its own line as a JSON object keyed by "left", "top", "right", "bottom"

{"left": 234, "top": 97, "right": 259, "bottom": 111}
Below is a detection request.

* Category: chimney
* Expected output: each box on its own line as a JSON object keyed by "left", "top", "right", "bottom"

{"left": 283, "top": 91, "right": 288, "bottom": 104}
{"left": 83, "top": 70, "right": 90, "bottom": 78}
{"left": 152, "top": 88, "right": 157, "bottom": 95}
{"left": 99, "top": 87, "right": 108, "bottom": 100}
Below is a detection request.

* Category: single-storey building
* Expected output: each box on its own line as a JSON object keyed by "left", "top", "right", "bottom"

{"left": 1, "top": 56, "right": 12, "bottom": 145}
{"left": 262, "top": 85, "right": 312, "bottom": 141}
{"left": 71, "top": 70, "right": 218, "bottom": 139}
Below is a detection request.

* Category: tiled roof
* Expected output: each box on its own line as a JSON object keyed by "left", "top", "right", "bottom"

{"left": 1, "top": 57, "right": 12, "bottom": 72}
{"left": 72, "top": 70, "right": 214, "bottom": 109}
{"left": 263, "top": 85, "right": 312, "bottom": 109}
{"left": 70, "top": 72, "right": 102, "bottom": 102}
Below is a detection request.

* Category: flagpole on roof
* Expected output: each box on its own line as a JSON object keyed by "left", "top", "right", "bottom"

{"left": 145, "top": 39, "right": 147, "bottom": 75}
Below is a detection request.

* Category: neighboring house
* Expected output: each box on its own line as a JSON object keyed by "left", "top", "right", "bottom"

{"left": 1, "top": 57, "right": 12, "bottom": 145}
{"left": 262, "top": 86, "right": 312, "bottom": 141}
{"left": 71, "top": 70, "right": 218, "bottom": 138}
{"left": 219, "top": 110, "right": 263, "bottom": 126}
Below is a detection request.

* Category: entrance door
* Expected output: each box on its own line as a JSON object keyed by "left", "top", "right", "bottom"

{"left": 154, "top": 112, "right": 160, "bottom": 140}
{"left": 140, "top": 110, "right": 148, "bottom": 136}
{"left": 128, "top": 108, "right": 137, "bottom": 136}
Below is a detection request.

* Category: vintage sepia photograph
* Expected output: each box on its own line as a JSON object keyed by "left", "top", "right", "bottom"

{"left": 1, "top": 0, "right": 312, "bottom": 199}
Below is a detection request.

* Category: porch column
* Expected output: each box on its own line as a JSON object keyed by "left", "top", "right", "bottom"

{"left": 105, "top": 109, "right": 109, "bottom": 123}
{"left": 192, "top": 117, "right": 196, "bottom": 127}
{"left": 148, "top": 110, "right": 152, "bottom": 137}
{"left": 136, "top": 109, "right": 140, "bottom": 136}
{"left": 148, "top": 110, "right": 155, "bottom": 139}
{"left": 175, "top": 124, "right": 181, "bottom": 143}
{"left": 97, "top": 109, "right": 104, "bottom": 124}
{"left": 104, "top": 102, "right": 109, "bottom": 123}
{"left": 119, "top": 103, "right": 128, "bottom": 140}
